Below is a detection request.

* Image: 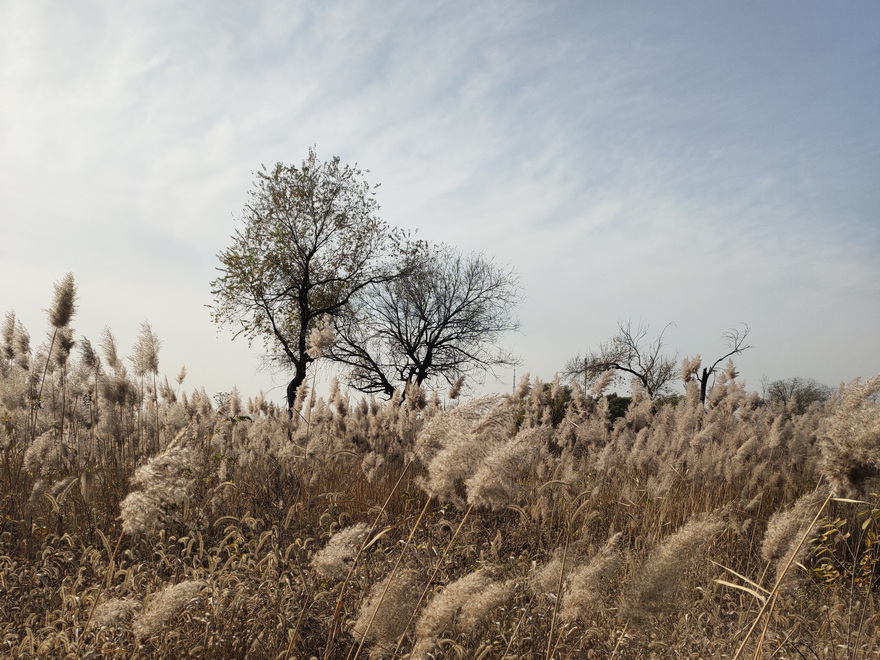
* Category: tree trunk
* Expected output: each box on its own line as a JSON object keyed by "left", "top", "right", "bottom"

{"left": 699, "top": 367, "right": 710, "bottom": 404}
{"left": 286, "top": 360, "right": 309, "bottom": 413}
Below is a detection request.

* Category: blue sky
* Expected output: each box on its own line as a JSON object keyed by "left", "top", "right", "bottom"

{"left": 2, "top": 1, "right": 878, "bottom": 401}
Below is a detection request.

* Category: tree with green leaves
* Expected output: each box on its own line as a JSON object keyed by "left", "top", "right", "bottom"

{"left": 210, "top": 149, "right": 415, "bottom": 410}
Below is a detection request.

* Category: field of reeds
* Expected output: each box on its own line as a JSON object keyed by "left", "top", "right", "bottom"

{"left": 2, "top": 281, "right": 880, "bottom": 659}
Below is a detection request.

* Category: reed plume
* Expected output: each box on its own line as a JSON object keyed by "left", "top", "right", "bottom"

{"left": 312, "top": 522, "right": 373, "bottom": 580}
{"left": 119, "top": 434, "right": 196, "bottom": 536}
{"left": 132, "top": 321, "right": 161, "bottom": 376}
{"left": 412, "top": 566, "right": 515, "bottom": 658}
{"left": 132, "top": 580, "right": 206, "bottom": 639}
{"left": 760, "top": 488, "right": 828, "bottom": 589}
{"left": 560, "top": 532, "right": 625, "bottom": 622}
{"left": 89, "top": 598, "right": 141, "bottom": 631}
{"left": 820, "top": 376, "right": 880, "bottom": 496}
{"left": 624, "top": 509, "right": 726, "bottom": 622}
{"left": 350, "top": 568, "right": 425, "bottom": 656}
{"left": 48, "top": 273, "right": 76, "bottom": 329}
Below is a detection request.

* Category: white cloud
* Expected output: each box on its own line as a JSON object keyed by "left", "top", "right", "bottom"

{"left": 1, "top": 0, "right": 877, "bottom": 401}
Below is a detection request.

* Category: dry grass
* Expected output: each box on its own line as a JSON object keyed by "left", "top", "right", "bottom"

{"left": 2, "top": 296, "right": 880, "bottom": 658}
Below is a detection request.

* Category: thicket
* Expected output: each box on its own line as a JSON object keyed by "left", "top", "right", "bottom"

{"left": 2, "top": 279, "right": 880, "bottom": 658}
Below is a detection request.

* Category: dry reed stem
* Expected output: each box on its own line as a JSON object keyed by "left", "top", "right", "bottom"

{"left": 501, "top": 593, "right": 536, "bottom": 658}
{"left": 320, "top": 460, "right": 412, "bottom": 659}
{"left": 609, "top": 623, "right": 628, "bottom": 658}
{"left": 546, "top": 530, "right": 569, "bottom": 660}
{"left": 75, "top": 529, "right": 125, "bottom": 657}
{"left": 732, "top": 490, "right": 833, "bottom": 660}
{"left": 391, "top": 503, "right": 474, "bottom": 659}
{"left": 349, "top": 495, "right": 432, "bottom": 660}
{"left": 287, "top": 549, "right": 317, "bottom": 659}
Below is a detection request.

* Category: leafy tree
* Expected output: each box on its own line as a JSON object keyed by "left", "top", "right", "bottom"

{"left": 765, "top": 376, "right": 832, "bottom": 414}
{"left": 328, "top": 244, "right": 521, "bottom": 398}
{"left": 210, "top": 149, "right": 415, "bottom": 409}
{"left": 605, "top": 392, "right": 632, "bottom": 421}
{"left": 563, "top": 321, "right": 678, "bottom": 399}
{"left": 542, "top": 381, "right": 573, "bottom": 427}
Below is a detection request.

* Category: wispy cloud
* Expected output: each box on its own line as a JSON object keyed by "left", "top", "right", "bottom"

{"left": 1, "top": 0, "right": 877, "bottom": 397}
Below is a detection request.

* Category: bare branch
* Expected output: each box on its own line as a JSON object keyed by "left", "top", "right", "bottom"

{"left": 693, "top": 324, "right": 754, "bottom": 404}
{"left": 330, "top": 244, "right": 521, "bottom": 398}
{"left": 562, "top": 321, "right": 678, "bottom": 399}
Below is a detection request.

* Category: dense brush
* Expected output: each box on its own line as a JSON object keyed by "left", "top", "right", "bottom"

{"left": 2, "top": 290, "right": 880, "bottom": 658}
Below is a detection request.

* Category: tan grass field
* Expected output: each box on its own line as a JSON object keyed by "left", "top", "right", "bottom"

{"left": 2, "top": 299, "right": 880, "bottom": 658}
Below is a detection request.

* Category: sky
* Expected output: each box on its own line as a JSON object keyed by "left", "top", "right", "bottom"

{"left": 1, "top": 1, "right": 878, "bottom": 404}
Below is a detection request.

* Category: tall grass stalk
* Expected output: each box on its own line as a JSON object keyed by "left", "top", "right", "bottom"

{"left": 546, "top": 530, "right": 569, "bottom": 660}
{"left": 732, "top": 490, "right": 833, "bottom": 660}
{"left": 349, "top": 495, "right": 432, "bottom": 660}
{"left": 322, "top": 460, "right": 413, "bottom": 659}
{"left": 391, "top": 503, "right": 475, "bottom": 658}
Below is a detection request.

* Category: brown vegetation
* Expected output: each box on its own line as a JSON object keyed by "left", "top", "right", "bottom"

{"left": 2, "top": 285, "right": 880, "bottom": 658}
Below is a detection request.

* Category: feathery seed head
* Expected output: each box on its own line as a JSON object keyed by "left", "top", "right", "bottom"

{"left": 760, "top": 488, "right": 829, "bottom": 592}
{"left": 1, "top": 311, "right": 15, "bottom": 361}
{"left": 361, "top": 451, "right": 385, "bottom": 483}
{"left": 681, "top": 355, "right": 701, "bottom": 382}
{"left": 513, "top": 373, "right": 531, "bottom": 399}
{"left": 350, "top": 568, "right": 425, "bottom": 656}
{"left": 590, "top": 369, "right": 616, "bottom": 397}
{"left": 89, "top": 598, "right": 141, "bottom": 631}
{"left": 820, "top": 375, "right": 880, "bottom": 496}
{"left": 406, "top": 381, "right": 427, "bottom": 410}
{"left": 448, "top": 376, "right": 465, "bottom": 401}
{"left": 132, "top": 580, "right": 206, "bottom": 639}
{"left": 466, "top": 426, "right": 551, "bottom": 510}
{"left": 414, "top": 566, "right": 514, "bottom": 658}
{"left": 14, "top": 322, "right": 31, "bottom": 370}
{"left": 561, "top": 532, "right": 625, "bottom": 622}
{"left": 53, "top": 327, "right": 75, "bottom": 368}
{"left": 417, "top": 395, "right": 515, "bottom": 506}
{"left": 132, "top": 321, "right": 161, "bottom": 376}
{"left": 624, "top": 509, "right": 727, "bottom": 623}
{"left": 760, "top": 489, "right": 827, "bottom": 566}
{"left": 100, "top": 327, "right": 121, "bottom": 372}
{"left": 78, "top": 337, "right": 100, "bottom": 372}
{"left": 23, "top": 431, "right": 64, "bottom": 476}
{"left": 48, "top": 273, "right": 76, "bottom": 329}
{"left": 312, "top": 522, "right": 373, "bottom": 580}
{"left": 306, "top": 314, "right": 335, "bottom": 359}
{"left": 120, "top": 441, "right": 197, "bottom": 536}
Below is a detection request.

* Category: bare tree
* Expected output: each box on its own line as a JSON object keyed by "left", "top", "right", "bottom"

{"left": 210, "top": 149, "right": 417, "bottom": 410}
{"left": 562, "top": 321, "right": 678, "bottom": 399}
{"left": 681, "top": 324, "right": 753, "bottom": 404}
{"left": 328, "top": 245, "right": 521, "bottom": 398}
